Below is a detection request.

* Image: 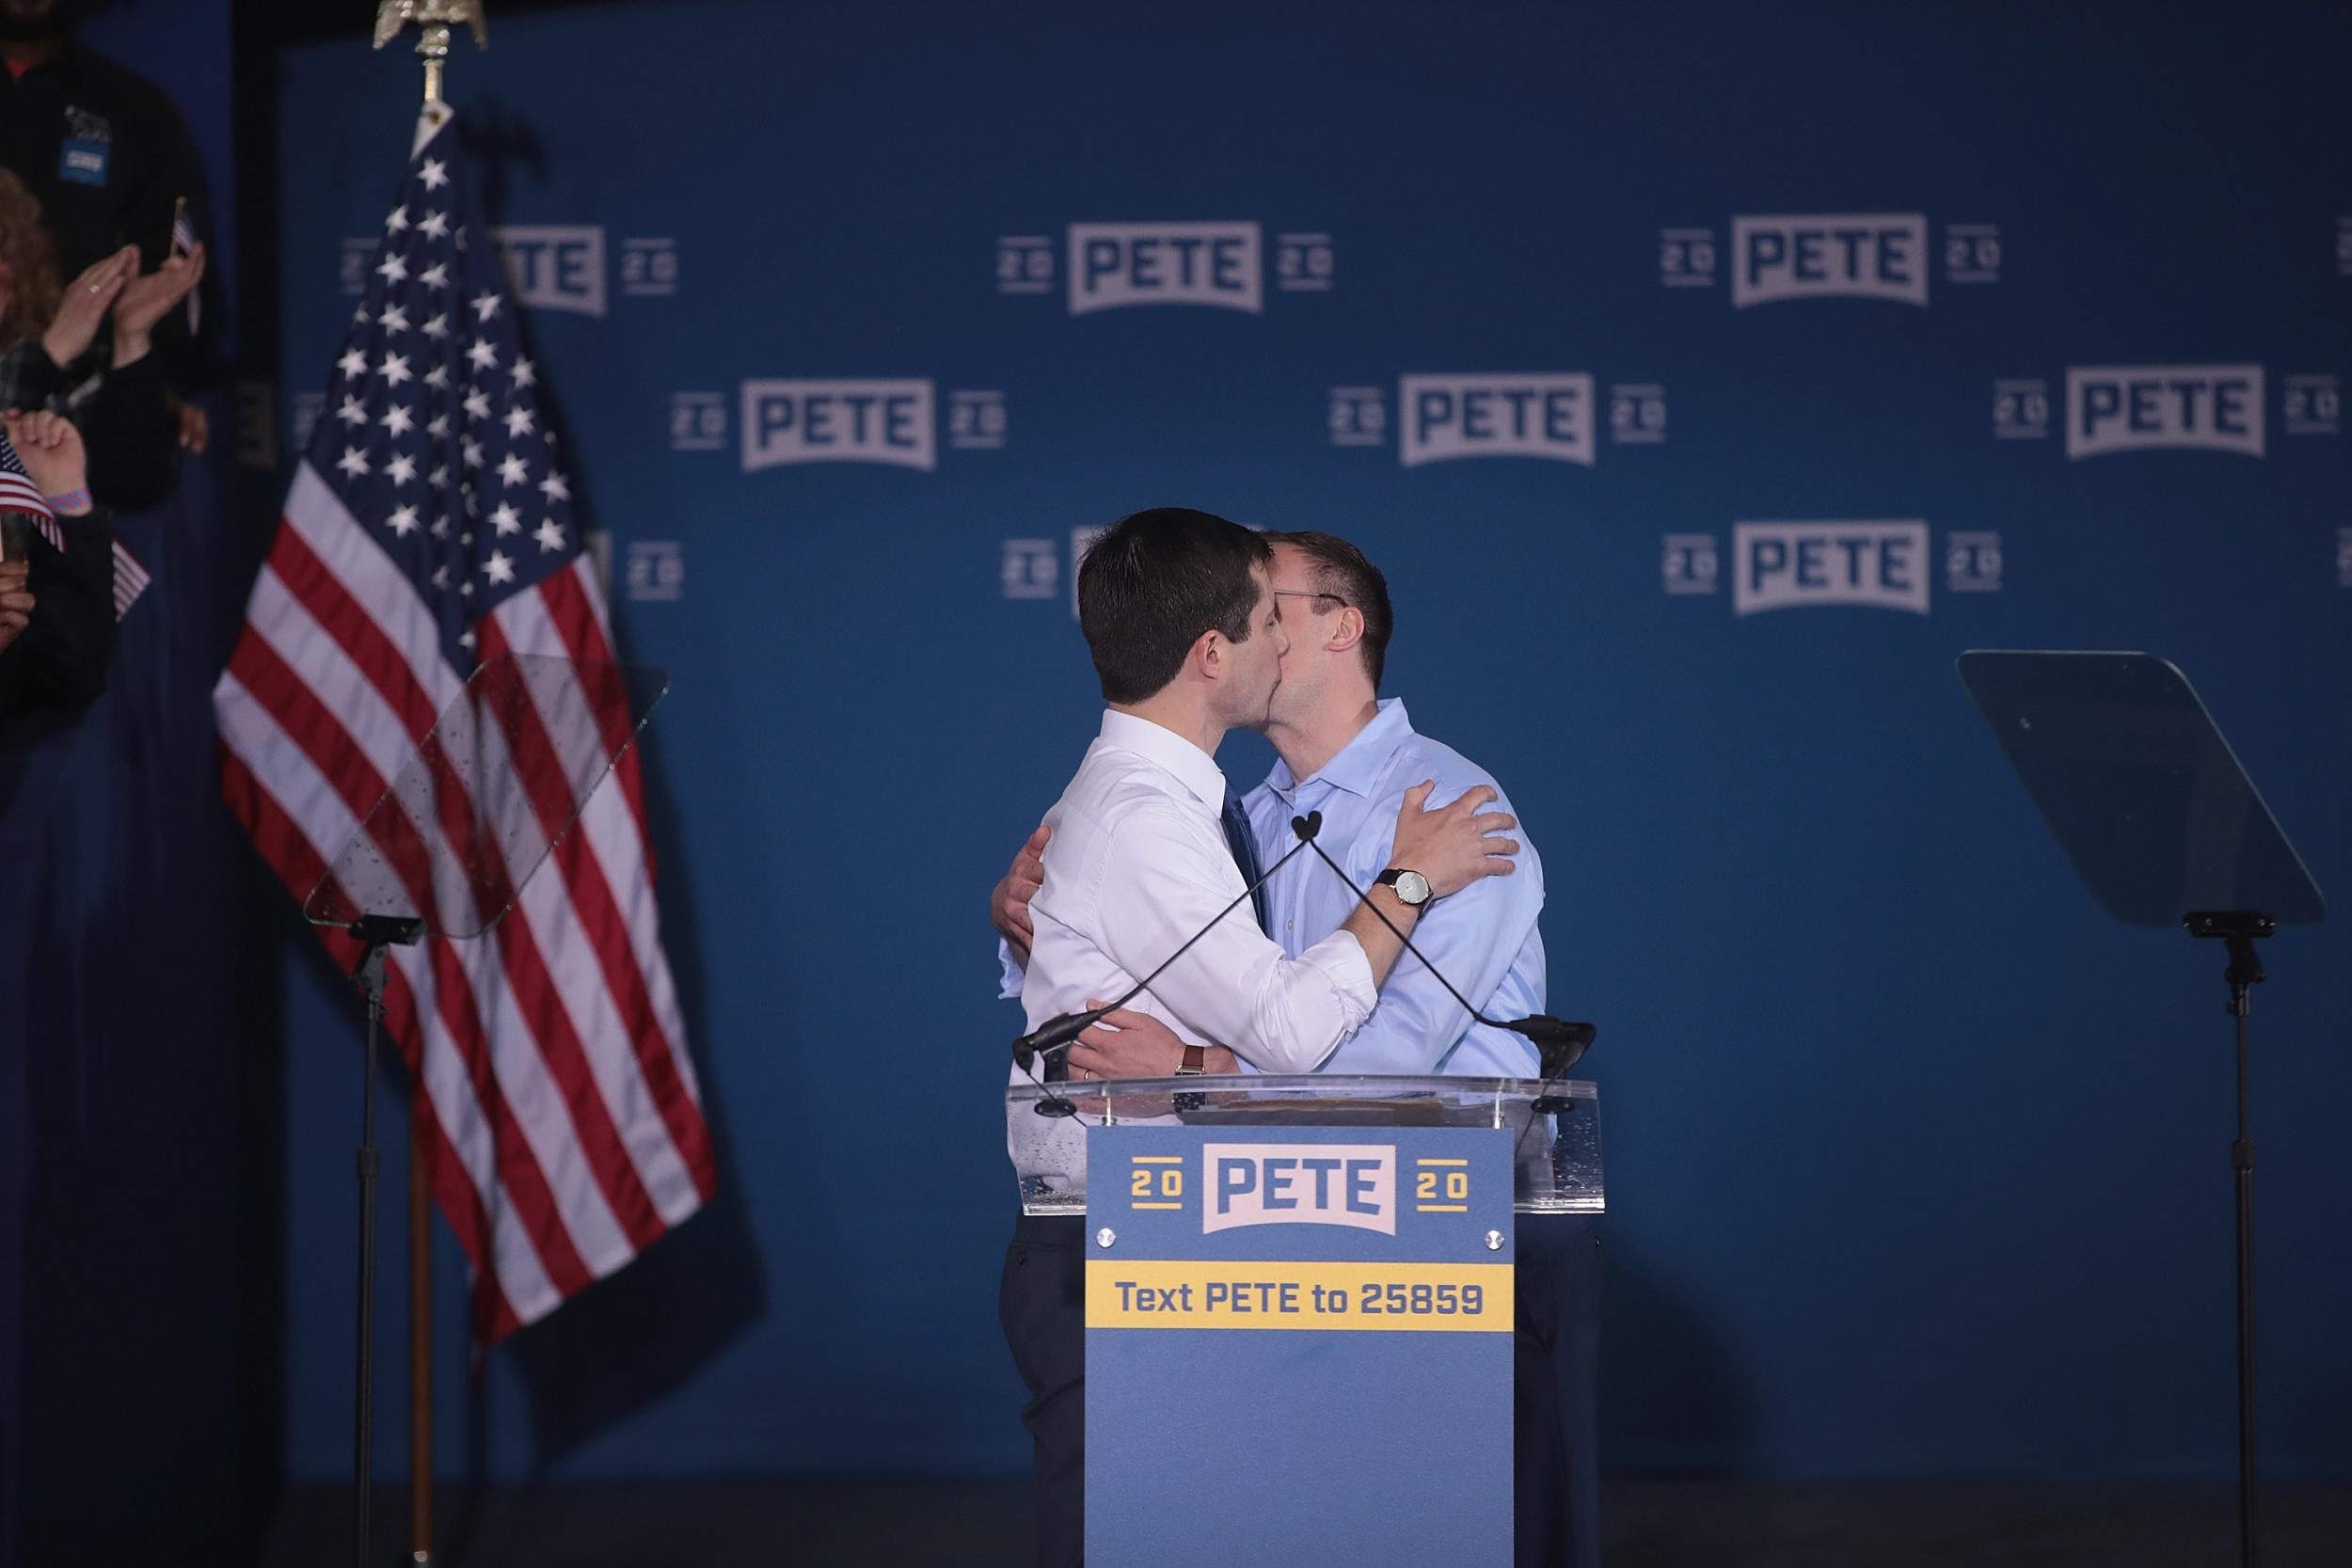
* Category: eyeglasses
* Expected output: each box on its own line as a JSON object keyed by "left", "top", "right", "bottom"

{"left": 1273, "top": 590, "right": 1346, "bottom": 610}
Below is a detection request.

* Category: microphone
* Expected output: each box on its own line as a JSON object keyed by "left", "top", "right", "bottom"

{"left": 1010, "top": 810, "right": 1326, "bottom": 1083}
{"left": 1286, "top": 815, "right": 1596, "bottom": 1104}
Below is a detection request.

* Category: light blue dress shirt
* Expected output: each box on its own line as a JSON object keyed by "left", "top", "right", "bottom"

{"left": 1240, "top": 698, "right": 1547, "bottom": 1078}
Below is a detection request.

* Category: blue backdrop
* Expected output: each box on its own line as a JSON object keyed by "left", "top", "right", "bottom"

{"left": 257, "top": 0, "right": 2351, "bottom": 1487}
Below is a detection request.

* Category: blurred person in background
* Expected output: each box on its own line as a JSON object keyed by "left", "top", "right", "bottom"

{"left": 0, "top": 0, "right": 210, "bottom": 457}
{"left": 0, "top": 168, "right": 195, "bottom": 510}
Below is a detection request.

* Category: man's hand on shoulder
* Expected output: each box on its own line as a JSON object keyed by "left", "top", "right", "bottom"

{"left": 991, "top": 822, "right": 1050, "bottom": 965}
{"left": 1064, "top": 1001, "right": 1237, "bottom": 1080}
{"left": 1387, "top": 780, "right": 1519, "bottom": 898}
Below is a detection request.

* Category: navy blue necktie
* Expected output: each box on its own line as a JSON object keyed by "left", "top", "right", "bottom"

{"left": 1220, "top": 795, "right": 1272, "bottom": 934}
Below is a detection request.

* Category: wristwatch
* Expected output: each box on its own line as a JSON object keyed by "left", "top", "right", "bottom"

{"left": 1377, "top": 867, "right": 1433, "bottom": 908}
{"left": 1175, "top": 1044, "right": 1207, "bottom": 1076}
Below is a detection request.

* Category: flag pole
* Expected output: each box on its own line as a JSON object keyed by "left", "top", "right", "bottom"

{"left": 362, "top": 16, "right": 486, "bottom": 1568}
{"left": 373, "top": 0, "right": 489, "bottom": 110}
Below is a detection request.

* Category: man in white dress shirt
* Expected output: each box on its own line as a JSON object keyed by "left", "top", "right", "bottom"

{"left": 998, "top": 508, "right": 1520, "bottom": 1568}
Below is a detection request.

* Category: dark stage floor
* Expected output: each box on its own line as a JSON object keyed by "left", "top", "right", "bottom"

{"left": 262, "top": 1476, "right": 2352, "bottom": 1566}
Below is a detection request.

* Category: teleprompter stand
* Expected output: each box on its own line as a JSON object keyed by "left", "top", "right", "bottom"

{"left": 1959, "top": 652, "right": 2325, "bottom": 1568}
{"left": 304, "top": 654, "right": 670, "bottom": 1568}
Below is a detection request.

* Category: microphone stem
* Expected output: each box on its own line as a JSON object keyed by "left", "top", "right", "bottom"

{"left": 1297, "top": 833, "right": 1502, "bottom": 1034}
{"left": 1028, "top": 832, "right": 1319, "bottom": 1065}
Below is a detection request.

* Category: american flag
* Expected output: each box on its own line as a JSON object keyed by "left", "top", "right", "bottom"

{"left": 110, "top": 536, "right": 149, "bottom": 618}
{"left": 214, "top": 110, "right": 714, "bottom": 1338}
{"left": 0, "top": 426, "right": 52, "bottom": 527}
{"left": 0, "top": 425, "right": 149, "bottom": 619}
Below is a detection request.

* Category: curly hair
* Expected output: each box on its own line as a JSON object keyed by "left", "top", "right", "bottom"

{"left": 0, "top": 169, "right": 60, "bottom": 350}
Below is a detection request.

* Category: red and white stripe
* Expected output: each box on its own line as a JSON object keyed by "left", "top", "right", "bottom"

{"left": 215, "top": 461, "right": 712, "bottom": 1336}
{"left": 112, "top": 538, "right": 151, "bottom": 619}
{"left": 0, "top": 474, "right": 52, "bottom": 520}
{"left": 9, "top": 514, "right": 149, "bottom": 622}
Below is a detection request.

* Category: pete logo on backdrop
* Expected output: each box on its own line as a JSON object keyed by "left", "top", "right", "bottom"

{"left": 496, "top": 226, "right": 607, "bottom": 315}
{"left": 337, "top": 226, "right": 680, "bottom": 313}
{"left": 1733, "top": 214, "right": 1927, "bottom": 306}
{"left": 1663, "top": 521, "right": 2005, "bottom": 612}
{"left": 2066, "top": 365, "right": 2264, "bottom": 458}
{"left": 997, "top": 223, "right": 1335, "bottom": 312}
{"left": 1331, "top": 375, "right": 1665, "bottom": 461}
{"left": 1734, "top": 521, "right": 1931, "bottom": 614}
{"left": 737, "top": 381, "right": 1010, "bottom": 471}
{"left": 1400, "top": 373, "right": 1595, "bottom": 465}
{"left": 496, "top": 229, "right": 681, "bottom": 315}
{"left": 1202, "top": 1143, "right": 1395, "bottom": 1237}
{"left": 742, "top": 380, "right": 933, "bottom": 469}
{"left": 1073, "top": 222, "right": 1260, "bottom": 313}
{"left": 1659, "top": 213, "right": 2002, "bottom": 300}
{"left": 1993, "top": 365, "right": 2340, "bottom": 451}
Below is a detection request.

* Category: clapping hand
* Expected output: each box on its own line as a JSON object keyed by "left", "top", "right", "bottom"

{"left": 40, "top": 245, "right": 137, "bottom": 368}
{"left": 111, "top": 243, "right": 205, "bottom": 366}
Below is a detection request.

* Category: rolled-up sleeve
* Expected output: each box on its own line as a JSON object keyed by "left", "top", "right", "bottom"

{"left": 1342, "top": 805, "right": 1545, "bottom": 1075}
{"left": 1095, "top": 804, "right": 1375, "bottom": 1073}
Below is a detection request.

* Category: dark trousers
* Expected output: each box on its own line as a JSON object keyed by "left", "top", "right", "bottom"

{"left": 999, "top": 1212, "right": 1602, "bottom": 1568}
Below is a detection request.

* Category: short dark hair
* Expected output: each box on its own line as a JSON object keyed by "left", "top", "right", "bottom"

{"left": 1077, "top": 509, "right": 1273, "bottom": 705}
{"left": 1264, "top": 531, "right": 1393, "bottom": 690}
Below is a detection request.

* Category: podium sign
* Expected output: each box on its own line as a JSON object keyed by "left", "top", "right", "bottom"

{"left": 1086, "top": 1123, "right": 1515, "bottom": 1565}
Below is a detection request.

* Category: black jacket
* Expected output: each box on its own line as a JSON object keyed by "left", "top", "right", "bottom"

{"left": 0, "top": 507, "right": 116, "bottom": 715}
{"left": 0, "top": 336, "right": 177, "bottom": 510}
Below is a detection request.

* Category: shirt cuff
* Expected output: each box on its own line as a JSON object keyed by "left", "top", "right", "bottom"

{"left": 995, "top": 937, "right": 1024, "bottom": 1002}
{"left": 1298, "top": 927, "right": 1377, "bottom": 1035}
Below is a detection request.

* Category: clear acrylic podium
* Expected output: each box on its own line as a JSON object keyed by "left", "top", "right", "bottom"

{"left": 1009, "top": 1073, "right": 1605, "bottom": 1216}
{"left": 1009, "top": 1073, "right": 1603, "bottom": 1567}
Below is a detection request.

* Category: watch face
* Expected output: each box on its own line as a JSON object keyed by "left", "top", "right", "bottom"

{"left": 1396, "top": 870, "right": 1432, "bottom": 906}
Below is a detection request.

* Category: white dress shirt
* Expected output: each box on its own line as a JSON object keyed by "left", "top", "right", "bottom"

{"left": 1012, "top": 710, "right": 1378, "bottom": 1085}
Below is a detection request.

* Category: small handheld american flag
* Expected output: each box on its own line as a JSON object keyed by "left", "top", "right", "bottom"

{"left": 0, "top": 425, "right": 60, "bottom": 550}
{"left": 0, "top": 423, "right": 151, "bottom": 619}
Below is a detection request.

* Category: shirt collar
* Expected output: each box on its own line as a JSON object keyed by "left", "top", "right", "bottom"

{"left": 1265, "top": 697, "right": 1415, "bottom": 800}
{"left": 1099, "top": 709, "right": 1227, "bottom": 815}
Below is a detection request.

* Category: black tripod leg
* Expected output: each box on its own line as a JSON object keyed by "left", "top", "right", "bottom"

{"left": 354, "top": 945, "right": 386, "bottom": 1568}
{"left": 2231, "top": 974, "right": 2258, "bottom": 1568}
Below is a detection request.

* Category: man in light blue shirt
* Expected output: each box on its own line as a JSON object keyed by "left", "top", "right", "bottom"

{"left": 1241, "top": 691, "right": 1545, "bottom": 1079}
